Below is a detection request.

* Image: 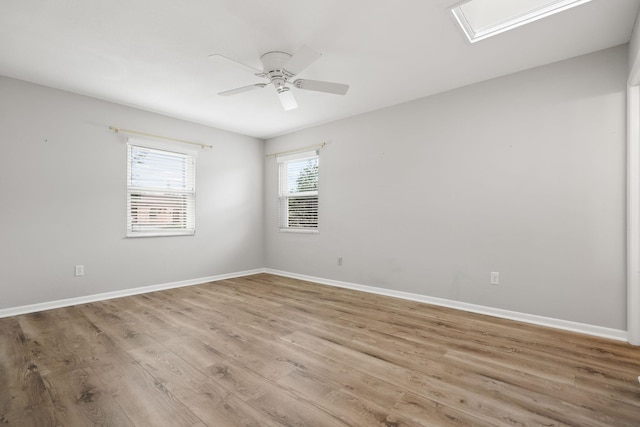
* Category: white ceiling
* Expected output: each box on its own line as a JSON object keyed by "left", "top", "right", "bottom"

{"left": 1, "top": 0, "right": 638, "bottom": 139}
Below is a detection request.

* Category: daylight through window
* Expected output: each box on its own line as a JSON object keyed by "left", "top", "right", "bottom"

{"left": 127, "top": 142, "right": 196, "bottom": 237}
{"left": 278, "top": 150, "right": 319, "bottom": 232}
{"left": 451, "top": 0, "right": 592, "bottom": 43}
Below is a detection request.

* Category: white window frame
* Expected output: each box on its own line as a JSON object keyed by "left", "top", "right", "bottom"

{"left": 278, "top": 150, "right": 319, "bottom": 233}
{"left": 126, "top": 138, "right": 196, "bottom": 238}
{"left": 451, "top": 0, "right": 592, "bottom": 43}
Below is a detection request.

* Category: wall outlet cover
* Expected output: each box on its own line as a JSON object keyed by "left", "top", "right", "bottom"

{"left": 75, "top": 265, "right": 84, "bottom": 276}
{"left": 490, "top": 271, "right": 499, "bottom": 285}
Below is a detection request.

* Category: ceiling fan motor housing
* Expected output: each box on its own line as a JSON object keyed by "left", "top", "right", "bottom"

{"left": 261, "top": 51, "right": 294, "bottom": 90}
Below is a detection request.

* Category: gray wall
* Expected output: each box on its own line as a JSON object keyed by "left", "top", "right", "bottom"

{"left": 1, "top": 45, "right": 629, "bottom": 331}
{"left": 0, "top": 76, "right": 264, "bottom": 309}
{"left": 265, "top": 45, "right": 628, "bottom": 330}
{"left": 630, "top": 10, "right": 640, "bottom": 75}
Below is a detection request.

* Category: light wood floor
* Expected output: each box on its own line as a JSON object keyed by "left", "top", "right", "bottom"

{"left": 1, "top": 274, "right": 640, "bottom": 426}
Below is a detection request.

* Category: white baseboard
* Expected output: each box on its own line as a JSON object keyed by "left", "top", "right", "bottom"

{"left": 2, "top": 267, "right": 629, "bottom": 343}
{"left": 0, "top": 268, "right": 265, "bottom": 319}
{"left": 264, "top": 269, "right": 629, "bottom": 343}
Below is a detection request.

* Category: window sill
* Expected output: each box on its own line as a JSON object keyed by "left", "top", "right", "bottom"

{"left": 279, "top": 228, "right": 319, "bottom": 234}
{"left": 127, "top": 230, "right": 195, "bottom": 238}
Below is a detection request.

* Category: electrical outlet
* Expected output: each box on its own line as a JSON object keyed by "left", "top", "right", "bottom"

{"left": 490, "top": 271, "right": 499, "bottom": 285}
{"left": 338, "top": 256, "right": 343, "bottom": 266}
{"left": 75, "top": 265, "right": 84, "bottom": 277}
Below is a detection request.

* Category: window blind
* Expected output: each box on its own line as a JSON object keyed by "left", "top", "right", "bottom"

{"left": 278, "top": 150, "right": 319, "bottom": 232}
{"left": 127, "top": 143, "right": 196, "bottom": 237}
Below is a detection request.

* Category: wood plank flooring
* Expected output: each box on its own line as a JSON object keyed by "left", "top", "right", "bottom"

{"left": 1, "top": 273, "right": 640, "bottom": 426}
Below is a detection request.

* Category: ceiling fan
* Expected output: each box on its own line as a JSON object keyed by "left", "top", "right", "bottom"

{"left": 210, "top": 45, "right": 349, "bottom": 111}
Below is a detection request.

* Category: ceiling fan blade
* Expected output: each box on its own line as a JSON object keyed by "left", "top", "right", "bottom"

{"left": 218, "top": 83, "right": 267, "bottom": 96}
{"left": 293, "top": 79, "right": 349, "bottom": 95}
{"left": 283, "top": 45, "right": 322, "bottom": 76}
{"left": 208, "top": 53, "right": 265, "bottom": 77}
{"left": 277, "top": 88, "right": 298, "bottom": 111}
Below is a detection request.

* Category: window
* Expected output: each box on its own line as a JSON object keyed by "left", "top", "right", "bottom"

{"left": 451, "top": 0, "right": 592, "bottom": 43}
{"left": 278, "top": 150, "right": 319, "bottom": 232}
{"left": 127, "top": 141, "right": 196, "bottom": 237}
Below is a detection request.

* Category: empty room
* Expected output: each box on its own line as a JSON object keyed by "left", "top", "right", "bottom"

{"left": 2, "top": 0, "right": 640, "bottom": 425}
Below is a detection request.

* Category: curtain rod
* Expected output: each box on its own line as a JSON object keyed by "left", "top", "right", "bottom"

{"left": 109, "top": 126, "right": 212, "bottom": 149}
{"left": 265, "top": 142, "right": 327, "bottom": 158}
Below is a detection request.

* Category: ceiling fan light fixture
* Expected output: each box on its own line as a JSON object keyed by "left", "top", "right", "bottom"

{"left": 277, "top": 87, "right": 298, "bottom": 111}
{"left": 451, "top": 0, "right": 593, "bottom": 43}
